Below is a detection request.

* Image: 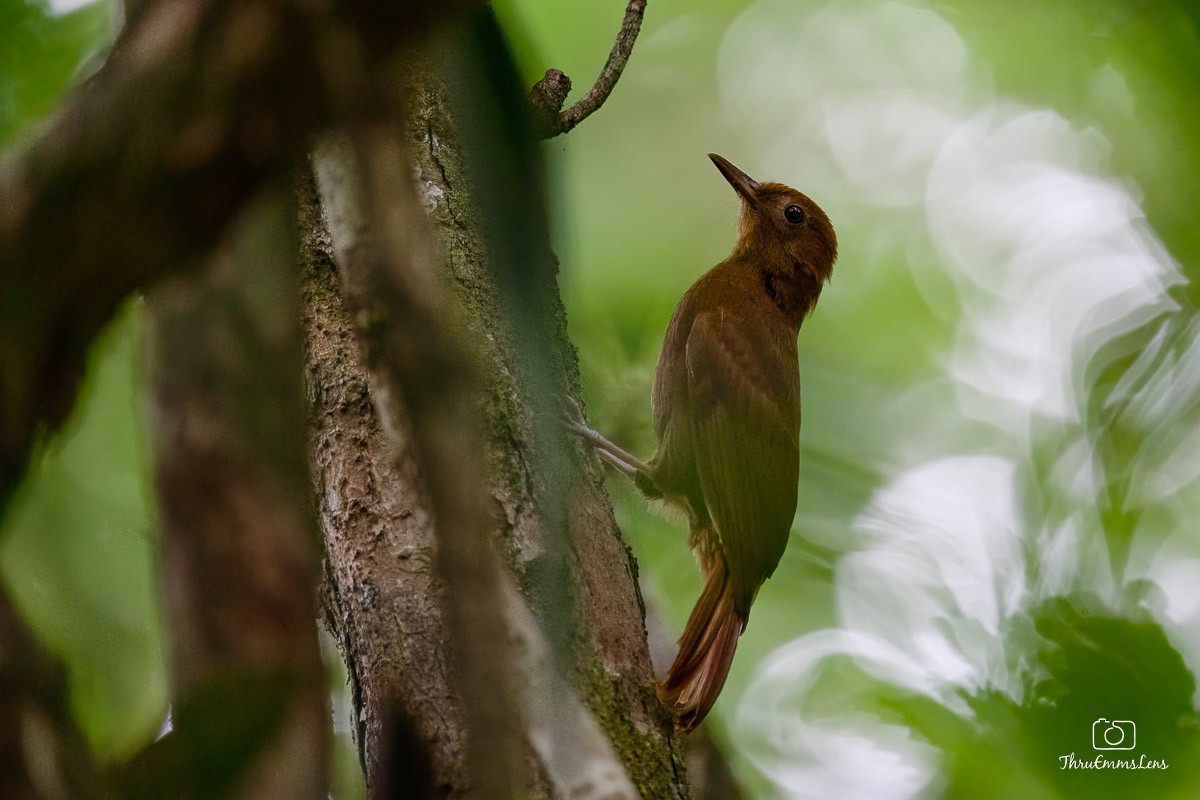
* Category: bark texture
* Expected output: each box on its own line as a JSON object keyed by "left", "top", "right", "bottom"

{"left": 0, "top": 0, "right": 476, "bottom": 794}
{"left": 408, "top": 78, "right": 687, "bottom": 796}
{"left": 300, "top": 56, "right": 690, "bottom": 799}
{"left": 300, "top": 165, "right": 470, "bottom": 794}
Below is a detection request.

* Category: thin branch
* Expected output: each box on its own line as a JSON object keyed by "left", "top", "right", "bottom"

{"left": 530, "top": 0, "right": 647, "bottom": 138}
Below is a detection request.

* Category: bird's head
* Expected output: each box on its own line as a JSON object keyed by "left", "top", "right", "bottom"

{"left": 709, "top": 153, "right": 838, "bottom": 287}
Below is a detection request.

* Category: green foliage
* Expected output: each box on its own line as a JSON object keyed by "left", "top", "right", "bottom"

{"left": 1, "top": 301, "right": 165, "bottom": 757}
{"left": 0, "top": 0, "right": 112, "bottom": 148}
{"left": 883, "top": 601, "right": 1200, "bottom": 799}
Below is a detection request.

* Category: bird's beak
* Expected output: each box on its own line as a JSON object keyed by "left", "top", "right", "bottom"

{"left": 708, "top": 153, "right": 760, "bottom": 203}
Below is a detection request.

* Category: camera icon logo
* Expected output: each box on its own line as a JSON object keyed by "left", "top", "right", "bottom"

{"left": 1092, "top": 719, "right": 1136, "bottom": 751}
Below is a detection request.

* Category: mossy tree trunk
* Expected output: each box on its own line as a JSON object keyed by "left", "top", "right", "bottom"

{"left": 300, "top": 40, "right": 691, "bottom": 797}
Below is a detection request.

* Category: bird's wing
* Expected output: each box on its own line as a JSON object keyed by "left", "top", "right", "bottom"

{"left": 685, "top": 309, "right": 800, "bottom": 619}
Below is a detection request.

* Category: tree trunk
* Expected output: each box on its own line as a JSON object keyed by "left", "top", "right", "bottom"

{"left": 301, "top": 47, "right": 690, "bottom": 800}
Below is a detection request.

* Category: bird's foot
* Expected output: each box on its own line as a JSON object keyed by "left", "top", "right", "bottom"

{"left": 559, "top": 397, "right": 653, "bottom": 482}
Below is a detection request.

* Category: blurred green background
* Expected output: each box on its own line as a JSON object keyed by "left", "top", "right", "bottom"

{"left": 4, "top": 0, "right": 1200, "bottom": 797}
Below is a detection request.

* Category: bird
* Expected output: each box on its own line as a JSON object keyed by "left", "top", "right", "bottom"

{"left": 566, "top": 153, "right": 837, "bottom": 732}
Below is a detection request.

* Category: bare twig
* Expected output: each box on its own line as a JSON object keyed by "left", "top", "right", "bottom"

{"left": 529, "top": 0, "right": 646, "bottom": 138}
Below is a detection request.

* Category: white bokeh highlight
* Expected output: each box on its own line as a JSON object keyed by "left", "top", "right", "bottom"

{"left": 926, "top": 109, "right": 1183, "bottom": 430}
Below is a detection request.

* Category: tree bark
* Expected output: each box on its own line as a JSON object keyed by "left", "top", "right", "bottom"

{"left": 301, "top": 45, "right": 690, "bottom": 800}
{"left": 0, "top": 0, "right": 719, "bottom": 795}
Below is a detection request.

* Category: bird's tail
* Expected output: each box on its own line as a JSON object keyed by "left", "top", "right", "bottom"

{"left": 658, "top": 564, "right": 743, "bottom": 732}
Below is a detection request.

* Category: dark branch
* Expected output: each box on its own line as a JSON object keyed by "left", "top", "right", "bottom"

{"left": 530, "top": 0, "right": 646, "bottom": 138}
{"left": 0, "top": 0, "right": 482, "bottom": 507}
{"left": 143, "top": 186, "right": 327, "bottom": 797}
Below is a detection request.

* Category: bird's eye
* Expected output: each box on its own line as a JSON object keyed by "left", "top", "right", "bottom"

{"left": 784, "top": 205, "right": 806, "bottom": 224}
